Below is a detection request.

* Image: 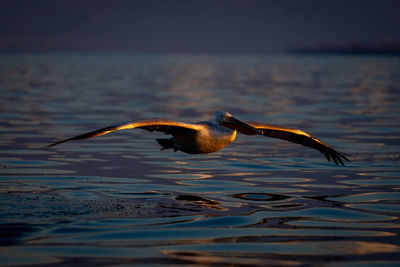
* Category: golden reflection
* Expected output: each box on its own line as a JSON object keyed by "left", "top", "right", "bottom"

{"left": 162, "top": 59, "right": 220, "bottom": 114}
{"left": 332, "top": 174, "right": 348, "bottom": 178}
{"left": 175, "top": 161, "right": 188, "bottom": 165}
{"left": 176, "top": 194, "right": 225, "bottom": 210}
{"left": 225, "top": 172, "right": 268, "bottom": 177}
{"left": 163, "top": 170, "right": 181, "bottom": 173}
{"left": 162, "top": 250, "right": 299, "bottom": 266}
{"left": 150, "top": 172, "right": 212, "bottom": 180}
{"left": 329, "top": 241, "right": 399, "bottom": 255}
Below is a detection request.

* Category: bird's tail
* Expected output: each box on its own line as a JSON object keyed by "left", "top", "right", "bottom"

{"left": 156, "top": 138, "right": 176, "bottom": 151}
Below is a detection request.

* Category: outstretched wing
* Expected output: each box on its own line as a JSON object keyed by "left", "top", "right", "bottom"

{"left": 247, "top": 121, "right": 350, "bottom": 166}
{"left": 43, "top": 119, "right": 200, "bottom": 149}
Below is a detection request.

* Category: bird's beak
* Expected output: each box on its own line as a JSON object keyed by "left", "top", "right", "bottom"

{"left": 222, "top": 116, "right": 262, "bottom": 135}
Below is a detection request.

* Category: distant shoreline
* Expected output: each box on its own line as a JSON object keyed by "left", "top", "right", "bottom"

{"left": 287, "top": 45, "right": 400, "bottom": 56}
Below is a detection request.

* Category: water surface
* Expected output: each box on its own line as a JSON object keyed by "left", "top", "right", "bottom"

{"left": 0, "top": 54, "right": 399, "bottom": 266}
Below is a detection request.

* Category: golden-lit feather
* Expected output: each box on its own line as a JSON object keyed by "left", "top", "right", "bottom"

{"left": 247, "top": 121, "right": 350, "bottom": 165}
{"left": 43, "top": 119, "right": 200, "bottom": 149}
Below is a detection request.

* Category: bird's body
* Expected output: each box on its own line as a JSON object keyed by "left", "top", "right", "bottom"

{"left": 44, "top": 111, "right": 350, "bottom": 165}
{"left": 159, "top": 121, "right": 237, "bottom": 154}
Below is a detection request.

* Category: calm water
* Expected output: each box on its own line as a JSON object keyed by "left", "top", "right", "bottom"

{"left": 0, "top": 54, "right": 399, "bottom": 266}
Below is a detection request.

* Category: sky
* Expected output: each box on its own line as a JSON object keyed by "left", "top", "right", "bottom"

{"left": 0, "top": 0, "right": 399, "bottom": 54}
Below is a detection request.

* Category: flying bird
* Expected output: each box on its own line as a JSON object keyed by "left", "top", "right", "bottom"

{"left": 44, "top": 111, "right": 350, "bottom": 165}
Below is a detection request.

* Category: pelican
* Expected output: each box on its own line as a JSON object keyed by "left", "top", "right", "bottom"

{"left": 44, "top": 111, "right": 349, "bottom": 165}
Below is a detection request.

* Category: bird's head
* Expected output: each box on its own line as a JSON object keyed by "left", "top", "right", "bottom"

{"left": 215, "top": 110, "right": 233, "bottom": 124}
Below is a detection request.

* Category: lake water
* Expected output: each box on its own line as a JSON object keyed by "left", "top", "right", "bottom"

{"left": 0, "top": 54, "right": 399, "bottom": 266}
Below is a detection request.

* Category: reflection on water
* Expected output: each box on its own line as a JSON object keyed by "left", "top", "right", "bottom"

{"left": 0, "top": 54, "right": 399, "bottom": 265}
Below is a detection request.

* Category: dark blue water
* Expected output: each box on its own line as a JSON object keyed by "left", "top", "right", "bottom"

{"left": 0, "top": 54, "right": 399, "bottom": 266}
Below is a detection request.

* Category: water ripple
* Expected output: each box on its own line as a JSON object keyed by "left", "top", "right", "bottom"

{"left": 1, "top": 54, "right": 399, "bottom": 265}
